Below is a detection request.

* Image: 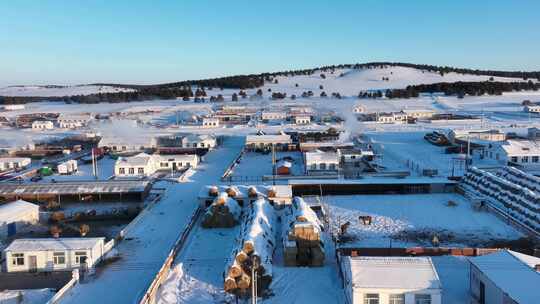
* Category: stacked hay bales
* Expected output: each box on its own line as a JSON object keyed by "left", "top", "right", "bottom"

{"left": 224, "top": 198, "right": 275, "bottom": 296}
{"left": 201, "top": 192, "right": 241, "bottom": 228}
{"left": 283, "top": 197, "right": 325, "bottom": 267}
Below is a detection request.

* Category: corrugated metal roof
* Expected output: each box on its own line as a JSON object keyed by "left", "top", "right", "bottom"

{"left": 0, "top": 181, "right": 150, "bottom": 195}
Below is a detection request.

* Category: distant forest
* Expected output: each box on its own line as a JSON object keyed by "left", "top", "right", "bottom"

{"left": 1, "top": 62, "right": 540, "bottom": 104}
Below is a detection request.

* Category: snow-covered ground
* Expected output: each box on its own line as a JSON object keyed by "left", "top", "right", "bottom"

{"left": 0, "top": 85, "right": 134, "bottom": 97}
{"left": 322, "top": 193, "right": 521, "bottom": 248}
{"left": 0, "top": 289, "right": 55, "bottom": 304}
{"left": 231, "top": 151, "right": 305, "bottom": 178}
{"left": 59, "top": 137, "right": 245, "bottom": 304}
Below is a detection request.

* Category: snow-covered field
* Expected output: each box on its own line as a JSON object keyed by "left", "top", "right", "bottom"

{"left": 0, "top": 289, "right": 55, "bottom": 304}
{"left": 322, "top": 193, "right": 521, "bottom": 248}
{"left": 0, "top": 85, "right": 134, "bottom": 97}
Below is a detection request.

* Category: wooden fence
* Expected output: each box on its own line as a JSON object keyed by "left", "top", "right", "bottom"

{"left": 138, "top": 206, "right": 203, "bottom": 304}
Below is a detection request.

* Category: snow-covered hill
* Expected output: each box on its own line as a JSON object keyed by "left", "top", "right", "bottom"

{"left": 0, "top": 85, "right": 134, "bottom": 97}
{"left": 261, "top": 66, "right": 533, "bottom": 96}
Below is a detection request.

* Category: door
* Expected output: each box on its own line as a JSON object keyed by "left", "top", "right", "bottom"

{"left": 479, "top": 281, "right": 485, "bottom": 304}
{"left": 7, "top": 222, "right": 16, "bottom": 236}
{"left": 29, "top": 256, "right": 37, "bottom": 272}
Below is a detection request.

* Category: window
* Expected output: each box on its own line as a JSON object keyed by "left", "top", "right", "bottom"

{"left": 186, "top": 162, "right": 190, "bottom": 167}
{"left": 177, "top": 162, "right": 183, "bottom": 167}
{"left": 415, "top": 294, "right": 431, "bottom": 304}
{"left": 161, "top": 162, "right": 168, "bottom": 168}
{"left": 192, "top": 143, "right": 197, "bottom": 148}
{"left": 389, "top": 294, "right": 405, "bottom": 304}
{"left": 319, "top": 163, "right": 326, "bottom": 170}
{"left": 522, "top": 156, "right": 529, "bottom": 163}
{"left": 129, "top": 168, "right": 135, "bottom": 175}
{"left": 12, "top": 253, "right": 24, "bottom": 266}
{"left": 351, "top": 155, "right": 356, "bottom": 159}
{"left": 75, "top": 251, "right": 87, "bottom": 264}
{"left": 53, "top": 252, "right": 66, "bottom": 265}
{"left": 119, "top": 168, "right": 125, "bottom": 174}
{"left": 534, "top": 156, "right": 539, "bottom": 163}
{"left": 511, "top": 156, "right": 518, "bottom": 163}
{"left": 122, "top": 146, "right": 127, "bottom": 151}
{"left": 138, "top": 168, "right": 144, "bottom": 174}
{"left": 329, "top": 163, "right": 336, "bottom": 170}
{"left": 364, "top": 293, "right": 379, "bottom": 304}
{"left": 310, "top": 164, "right": 316, "bottom": 170}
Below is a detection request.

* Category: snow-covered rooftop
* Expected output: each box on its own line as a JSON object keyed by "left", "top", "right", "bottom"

{"left": 469, "top": 250, "right": 540, "bottom": 304}
{"left": 0, "top": 200, "right": 39, "bottom": 224}
{"left": 499, "top": 140, "right": 540, "bottom": 156}
{"left": 305, "top": 150, "right": 339, "bottom": 164}
{"left": 4, "top": 237, "right": 104, "bottom": 252}
{"left": 345, "top": 256, "right": 442, "bottom": 290}
{"left": 245, "top": 134, "right": 292, "bottom": 144}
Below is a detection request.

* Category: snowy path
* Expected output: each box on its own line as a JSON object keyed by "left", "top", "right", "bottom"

{"left": 60, "top": 136, "right": 244, "bottom": 304}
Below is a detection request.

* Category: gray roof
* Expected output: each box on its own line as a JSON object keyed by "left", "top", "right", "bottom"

{"left": 0, "top": 181, "right": 150, "bottom": 195}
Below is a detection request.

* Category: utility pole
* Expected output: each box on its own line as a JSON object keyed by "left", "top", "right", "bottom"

{"left": 272, "top": 144, "right": 276, "bottom": 185}
{"left": 251, "top": 256, "right": 260, "bottom": 304}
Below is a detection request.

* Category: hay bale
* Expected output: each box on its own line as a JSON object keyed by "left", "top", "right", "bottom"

{"left": 267, "top": 187, "right": 276, "bottom": 198}
{"left": 226, "top": 187, "right": 238, "bottom": 198}
{"left": 208, "top": 186, "right": 219, "bottom": 197}
{"left": 248, "top": 186, "right": 258, "bottom": 198}
{"left": 224, "top": 276, "right": 237, "bottom": 292}
{"left": 235, "top": 250, "right": 249, "bottom": 263}
{"left": 228, "top": 261, "right": 243, "bottom": 278}
{"left": 236, "top": 272, "right": 251, "bottom": 289}
{"left": 214, "top": 192, "right": 228, "bottom": 205}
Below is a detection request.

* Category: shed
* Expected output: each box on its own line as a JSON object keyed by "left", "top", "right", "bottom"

{"left": 4, "top": 237, "right": 106, "bottom": 272}
{"left": 276, "top": 160, "right": 292, "bottom": 175}
{"left": 468, "top": 250, "right": 540, "bottom": 304}
{"left": 341, "top": 256, "right": 442, "bottom": 304}
{"left": 0, "top": 200, "right": 40, "bottom": 238}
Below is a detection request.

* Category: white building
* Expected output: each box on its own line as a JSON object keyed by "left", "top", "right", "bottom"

{"left": 4, "top": 237, "right": 105, "bottom": 272}
{"left": 527, "top": 127, "right": 540, "bottom": 140}
{"left": 0, "top": 157, "right": 31, "bottom": 172}
{"left": 305, "top": 150, "right": 340, "bottom": 175}
{"left": 202, "top": 117, "right": 220, "bottom": 128}
{"left": 342, "top": 256, "right": 442, "bottom": 304}
{"left": 182, "top": 134, "right": 217, "bottom": 149}
{"left": 0, "top": 200, "right": 40, "bottom": 238}
{"left": 402, "top": 109, "right": 435, "bottom": 119}
{"left": 31, "top": 120, "right": 54, "bottom": 130}
{"left": 57, "top": 160, "right": 78, "bottom": 175}
{"left": 261, "top": 111, "right": 287, "bottom": 121}
{"left": 485, "top": 140, "right": 540, "bottom": 170}
{"left": 294, "top": 115, "right": 311, "bottom": 125}
{"left": 99, "top": 137, "right": 156, "bottom": 153}
{"left": 245, "top": 134, "right": 293, "bottom": 151}
{"left": 448, "top": 129, "right": 505, "bottom": 144}
{"left": 469, "top": 250, "right": 540, "bottom": 304}
{"left": 114, "top": 153, "right": 198, "bottom": 177}
{"left": 524, "top": 105, "right": 540, "bottom": 113}
{"left": 58, "top": 114, "right": 92, "bottom": 129}
{"left": 2, "top": 104, "right": 25, "bottom": 111}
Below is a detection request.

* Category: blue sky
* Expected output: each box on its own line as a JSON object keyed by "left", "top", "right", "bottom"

{"left": 1, "top": 0, "right": 539, "bottom": 86}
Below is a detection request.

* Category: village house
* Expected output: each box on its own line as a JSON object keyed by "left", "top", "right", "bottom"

{"left": 340, "top": 148, "right": 373, "bottom": 166}
{"left": 402, "top": 109, "right": 435, "bottom": 119}
{"left": 448, "top": 129, "right": 506, "bottom": 144}
{"left": 261, "top": 111, "right": 287, "bottom": 122}
{"left": 213, "top": 105, "right": 257, "bottom": 124}
{"left": 99, "top": 137, "right": 156, "bottom": 154}
{"left": 31, "top": 120, "right": 54, "bottom": 130}
{"left": 484, "top": 140, "right": 540, "bottom": 170}
{"left": 57, "top": 113, "right": 92, "bottom": 129}
{"left": 341, "top": 256, "right": 442, "bottom": 304}
{"left": 468, "top": 250, "right": 540, "bottom": 304}
{"left": 305, "top": 150, "right": 340, "bottom": 175}
{"left": 201, "top": 117, "right": 220, "bottom": 128}
{"left": 245, "top": 134, "right": 293, "bottom": 151}
{"left": 0, "top": 200, "right": 40, "bottom": 239}
{"left": 294, "top": 115, "right": 311, "bottom": 125}
{"left": 114, "top": 153, "right": 198, "bottom": 177}
{"left": 0, "top": 157, "right": 31, "bottom": 172}
{"left": 2, "top": 104, "right": 25, "bottom": 111}
{"left": 4, "top": 237, "right": 106, "bottom": 272}
{"left": 183, "top": 134, "right": 217, "bottom": 149}
{"left": 524, "top": 104, "right": 540, "bottom": 113}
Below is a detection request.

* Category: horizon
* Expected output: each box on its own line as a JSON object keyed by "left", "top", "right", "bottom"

{"left": 1, "top": 1, "right": 540, "bottom": 86}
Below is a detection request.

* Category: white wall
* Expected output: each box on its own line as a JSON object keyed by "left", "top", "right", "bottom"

{"left": 352, "top": 288, "right": 442, "bottom": 304}
{"left": 5, "top": 240, "right": 104, "bottom": 272}
{"left": 470, "top": 265, "right": 505, "bottom": 304}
